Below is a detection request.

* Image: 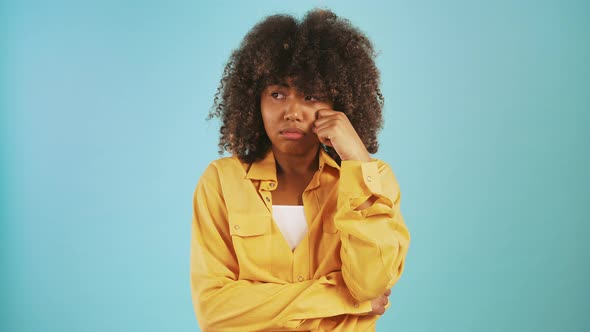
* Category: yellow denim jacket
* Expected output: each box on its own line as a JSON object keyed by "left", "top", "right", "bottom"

{"left": 190, "top": 148, "right": 410, "bottom": 331}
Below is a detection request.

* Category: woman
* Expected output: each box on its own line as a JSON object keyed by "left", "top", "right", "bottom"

{"left": 190, "top": 9, "right": 411, "bottom": 331}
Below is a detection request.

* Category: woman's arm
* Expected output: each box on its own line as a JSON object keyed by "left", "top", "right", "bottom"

{"left": 190, "top": 164, "right": 372, "bottom": 331}
{"left": 333, "top": 160, "right": 411, "bottom": 302}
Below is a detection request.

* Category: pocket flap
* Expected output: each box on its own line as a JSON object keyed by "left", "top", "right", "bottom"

{"left": 229, "top": 214, "right": 270, "bottom": 237}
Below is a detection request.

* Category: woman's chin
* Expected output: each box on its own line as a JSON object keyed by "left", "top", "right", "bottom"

{"left": 273, "top": 141, "right": 320, "bottom": 155}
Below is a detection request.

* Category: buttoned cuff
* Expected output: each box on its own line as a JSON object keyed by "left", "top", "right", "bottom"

{"left": 340, "top": 160, "right": 384, "bottom": 203}
{"left": 353, "top": 299, "right": 373, "bottom": 315}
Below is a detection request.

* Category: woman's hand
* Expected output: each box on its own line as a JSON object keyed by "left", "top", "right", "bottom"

{"left": 313, "top": 109, "right": 371, "bottom": 162}
{"left": 368, "top": 289, "right": 391, "bottom": 315}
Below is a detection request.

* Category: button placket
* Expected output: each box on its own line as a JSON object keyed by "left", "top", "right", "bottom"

{"left": 259, "top": 181, "right": 273, "bottom": 210}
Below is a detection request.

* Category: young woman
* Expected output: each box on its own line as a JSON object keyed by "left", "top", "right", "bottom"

{"left": 190, "top": 9, "right": 411, "bottom": 331}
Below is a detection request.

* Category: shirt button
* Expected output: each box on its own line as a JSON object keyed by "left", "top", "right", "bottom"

{"left": 354, "top": 302, "right": 359, "bottom": 308}
{"left": 269, "top": 182, "right": 275, "bottom": 187}
{"left": 297, "top": 275, "right": 304, "bottom": 282}
{"left": 265, "top": 197, "right": 271, "bottom": 202}
{"left": 366, "top": 176, "right": 372, "bottom": 182}
{"left": 234, "top": 224, "right": 240, "bottom": 230}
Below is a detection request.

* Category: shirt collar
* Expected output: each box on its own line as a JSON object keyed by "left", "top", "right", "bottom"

{"left": 245, "top": 147, "right": 340, "bottom": 181}
{"left": 318, "top": 147, "right": 340, "bottom": 171}
{"left": 245, "top": 149, "right": 278, "bottom": 181}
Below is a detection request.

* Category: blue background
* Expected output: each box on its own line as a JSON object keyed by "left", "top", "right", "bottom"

{"left": 1, "top": 0, "right": 589, "bottom": 331}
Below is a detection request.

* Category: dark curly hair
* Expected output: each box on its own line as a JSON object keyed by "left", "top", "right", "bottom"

{"left": 208, "top": 8, "right": 384, "bottom": 164}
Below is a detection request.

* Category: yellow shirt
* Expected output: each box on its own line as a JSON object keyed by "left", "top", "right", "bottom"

{"left": 190, "top": 148, "right": 411, "bottom": 331}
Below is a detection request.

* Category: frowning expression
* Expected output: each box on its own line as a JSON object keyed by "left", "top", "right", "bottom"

{"left": 260, "top": 81, "right": 334, "bottom": 155}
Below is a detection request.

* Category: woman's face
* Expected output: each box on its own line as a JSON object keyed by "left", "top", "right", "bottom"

{"left": 260, "top": 81, "right": 333, "bottom": 156}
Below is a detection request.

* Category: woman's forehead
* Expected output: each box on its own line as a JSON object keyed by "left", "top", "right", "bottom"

{"left": 264, "top": 77, "right": 326, "bottom": 94}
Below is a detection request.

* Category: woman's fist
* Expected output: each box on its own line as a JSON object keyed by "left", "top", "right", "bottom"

{"left": 313, "top": 109, "right": 371, "bottom": 162}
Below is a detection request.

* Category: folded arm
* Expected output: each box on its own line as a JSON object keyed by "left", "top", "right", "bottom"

{"left": 334, "top": 160, "right": 411, "bottom": 302}
{"left": 190, "top": 164, "right": 372, "bottom": 331}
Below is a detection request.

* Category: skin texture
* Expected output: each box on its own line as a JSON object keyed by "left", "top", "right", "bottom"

{"left": 370, "top": 289, "right": 391, "bottom": 315}
{"left": 313, "top": 109, "right": 371, "bottom": 162}
{"left": 260, "top": 82, "right": 330, "bottom": 164}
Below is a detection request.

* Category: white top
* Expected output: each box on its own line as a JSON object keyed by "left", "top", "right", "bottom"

{"left": 272, "top": 205, "right": 308, "bottom": 251}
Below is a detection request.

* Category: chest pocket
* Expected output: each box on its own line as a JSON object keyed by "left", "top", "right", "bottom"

{"left": 228, "top": 213, "right": 272, "bottom": 280}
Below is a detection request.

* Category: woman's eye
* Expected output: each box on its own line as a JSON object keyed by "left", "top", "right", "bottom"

{"left": 305, "top": 95, "right": 321, "bottom": 102}
{"left": 271, "top": 91, "right": 285, "bottom": 99}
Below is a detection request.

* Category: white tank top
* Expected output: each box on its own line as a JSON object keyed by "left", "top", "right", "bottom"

{"left": 271, "top": 205, "right": 308, "bottom": 251}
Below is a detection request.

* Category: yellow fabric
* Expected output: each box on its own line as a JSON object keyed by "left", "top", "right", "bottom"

{"left": 190, "top": 148, "right": 411, "bottom": 331}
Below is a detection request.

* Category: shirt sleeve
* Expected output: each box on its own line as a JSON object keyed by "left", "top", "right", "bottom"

{"left": 189, "top": 163, "right": 373, "bottom": 332}
{"left": 334, "top": 160, "right": 411, "bottom": 302}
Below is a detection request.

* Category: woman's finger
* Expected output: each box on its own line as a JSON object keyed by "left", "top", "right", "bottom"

{"left": 315, "top": 108, "right": 339, "bottom": 119}
{"left": 313, "top": 115, "right": 341, "bottom": 130}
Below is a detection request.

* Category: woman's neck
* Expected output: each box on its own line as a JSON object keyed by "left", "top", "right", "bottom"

{"left": 272, "top": 145, "right": 320, "bottom": 177}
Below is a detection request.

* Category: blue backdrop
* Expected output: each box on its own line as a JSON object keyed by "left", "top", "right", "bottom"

{"left": 1, "top": 0, "right": 589, "bottom": 331}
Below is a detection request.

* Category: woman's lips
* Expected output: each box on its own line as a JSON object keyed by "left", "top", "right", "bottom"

{"left": 280, "top": 127, "right": 305, "bottom": 140}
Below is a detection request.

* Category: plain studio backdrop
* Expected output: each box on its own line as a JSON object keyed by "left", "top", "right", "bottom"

{"left": 1, "top": 0, "right": 588, "bottom": 331}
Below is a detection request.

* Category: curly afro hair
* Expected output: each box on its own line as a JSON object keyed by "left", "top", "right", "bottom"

{"left": 208, "top": 8, "right": 384, "bottom": 164}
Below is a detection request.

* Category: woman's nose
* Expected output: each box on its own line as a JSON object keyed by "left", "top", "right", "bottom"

{"left": 284, "top": 100, "right": 303, "bottom": 122}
